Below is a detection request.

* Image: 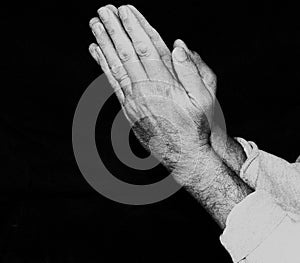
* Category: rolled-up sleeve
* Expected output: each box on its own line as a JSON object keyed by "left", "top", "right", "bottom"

{"left": 235, "top": 137, "right": 300, "bottom": 216}
{"left": 220, "top": 190, "right": 286, "bottom": 262}
{"left": 220, "top": 138, "right": 300, "bottom": 262}
{"left": 220, "top": 191, "right": 300, "bottom": 262}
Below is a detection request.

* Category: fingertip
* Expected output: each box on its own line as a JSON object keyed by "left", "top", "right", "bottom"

{"left": 88, "top": 44, "right": 100, "bottom": 64}
{"left": 89, "top": 42, "right": 97, "bottom": 49}
{"left": 173, "top": 39, "right": 183, "bottom": 48}
{"left": 97, "top": 6, "right": 105, "bottom": 15}
{"left": 94, "top": 45, "right": 103, "bottom": 58}
{"left": 89, "top": 17, "right": 100, "bottom": 28}
{"left": 89, "top": 44, "right": 102, "bottom": 60}
{"left": 173, "top": 39, "right": 189, "bottom": 53}
{"left": 93, "top": 46, "right": 110, "bottom": 72}
{"left": 126, "top": 4, "right": 136, "bottom": 10}
{"left": 89, "top": 43, "right": 97, "bottom": 54}
{"left": 118, "top": 5, "right": 128, "bottom": 20}
{"left": 118, "top": 5, "right": 127, "bottom": 10}
{"left": 126, "top": 4, "right": 142, "bottom": 17}
{"left": 106, "top": 4, "right": 118, "bottom": 15}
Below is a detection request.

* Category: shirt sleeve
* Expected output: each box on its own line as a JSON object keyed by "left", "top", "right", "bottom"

{"left": 235, "top": 137, "right": 300, "bottom": 216}
{"left": 220, "top": 190, "right": 300, "bottom": 263}
{"left": 220, "top": 190, "right": 286, "bottom": 262}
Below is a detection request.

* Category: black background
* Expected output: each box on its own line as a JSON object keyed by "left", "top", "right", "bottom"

{"left": 1, "top": 1, "right": 299, "bottom": 262}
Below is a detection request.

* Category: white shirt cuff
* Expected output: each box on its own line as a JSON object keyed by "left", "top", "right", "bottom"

{"left": 220, "top": 190, "right": 286, "bottom": 262}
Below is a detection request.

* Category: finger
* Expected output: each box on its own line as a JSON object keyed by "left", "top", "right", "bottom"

{"left": 172, "top": 47, "right": 208, "bottom": 108}
{"left": 118, "top": 5, "right": 171, "bottom": 81}
{"left": 89, "top": 43, "right": 125, "bottom": 104}
{"left": 173, "top": 39, "right": 217, "bottom": 94}
{"left": 173, "top": 39, "right": 190, "bottom": 52}
{"left": 97, "top": 7, "right": 148, "bottom": 84}
{"left": 105, "top": 4, "right": 118, "bottom": 15}
{"left": 127, "top": 5, "right": 175, "bottom": 78}
{"left": 90, "top": 18, "right": 132, "bottom": 96}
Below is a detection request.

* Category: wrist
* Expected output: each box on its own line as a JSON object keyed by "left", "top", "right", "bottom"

{"left": 210, "top": 127, "right": 246, "bottom": 175}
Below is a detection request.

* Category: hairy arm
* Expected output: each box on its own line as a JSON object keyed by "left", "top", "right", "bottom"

{"left": 178, "top": 146, "right": 252, "bottom": 229}
{"left": 132, "top": 116, "right": 253, "bottom": 229}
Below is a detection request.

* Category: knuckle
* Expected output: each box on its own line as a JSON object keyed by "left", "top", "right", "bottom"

{"left": 110, "top": 65, "right": 122, "bottom": 77}
{"left": 106, "top": 26, "right": 115, "bottom": 36}
{"left": 118, "top": 71, "right": 129, "bottom": 82}
{"left": 124, "top": 23, "right": 133, "bottom": 33}
{"left": 97, "top": 37, "right": 106, "bottom": 48}
{"left": 119, "top": 50, "right": 132, "bottom": 62}
{"left": 111, "top": 66, "right": 130, "bottom": 87}
{"left": 119, "top": 75, "right": 131, "bottom": 88}
{"left": 135, "top": 42, "right": 151, "bottom": 57}
{"left": 161, "top": 54, "right": 172, "bottom": 65}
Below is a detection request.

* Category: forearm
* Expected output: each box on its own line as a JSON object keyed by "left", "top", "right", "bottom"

{"left": 174, "top": 146, "right": 253, "bottom": 229}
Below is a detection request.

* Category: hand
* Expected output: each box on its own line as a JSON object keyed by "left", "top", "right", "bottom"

{"left": 88, "top": 6, "right": 253, "bottom": 227}
{"left": 88, "top": 5, "right": 214, "bottom": 176}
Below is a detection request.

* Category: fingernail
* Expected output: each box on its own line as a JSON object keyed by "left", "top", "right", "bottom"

{"left": 174, "top": 47, "right": 187, "bottom": 62}
{"left": 98, "top": 7, "right": 110, "bottom": 22}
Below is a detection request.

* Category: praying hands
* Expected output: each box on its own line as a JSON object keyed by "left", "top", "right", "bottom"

{"left": 87, "top": 4, "right": 300, "bottom": 263}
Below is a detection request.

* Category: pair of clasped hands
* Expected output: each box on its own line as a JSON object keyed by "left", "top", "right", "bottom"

{"left": 89, "top": 4, "right": 218, "bottom": 180}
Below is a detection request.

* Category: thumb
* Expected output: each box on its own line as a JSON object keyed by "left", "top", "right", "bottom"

{"left": 173, "top": 39, "right": 216, "bottom": 94}
{"left": 172, "top": 47, "right": 205, "bottom": 104}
